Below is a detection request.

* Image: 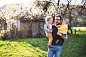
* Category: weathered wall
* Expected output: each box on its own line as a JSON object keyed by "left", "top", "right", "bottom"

{"left": 20, "top": 20, "right": 45, "bottom": 38}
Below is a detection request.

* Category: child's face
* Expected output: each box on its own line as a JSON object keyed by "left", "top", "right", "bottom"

{"left": 62, "top": 20, "right": 66, "bottom": 25}
{"left": 48, "top": 19, "right": 53, "bottom": 24}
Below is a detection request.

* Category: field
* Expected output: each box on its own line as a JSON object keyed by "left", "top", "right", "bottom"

{"left": 71, "top": 27, "right": 86, "bottom": 34}
{"left": 0, "top": 27, "right": 86, "bottom": 57}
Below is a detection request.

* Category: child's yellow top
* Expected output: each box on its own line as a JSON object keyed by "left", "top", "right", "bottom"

{"left": 58, "top": 24, "right": 68, "bottom": 34}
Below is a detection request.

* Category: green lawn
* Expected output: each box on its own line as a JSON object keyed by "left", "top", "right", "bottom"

{"left": 0, "top": 27, "right": 86, "bottom": 57}
{"left": 71, "top": 27, "right": 86, "bottom": 34}
{"left": 0, "top": 38, "right": 48, "bottom": 57}
{"left": 61, "top": 35, "right": 86, "bottom": 57}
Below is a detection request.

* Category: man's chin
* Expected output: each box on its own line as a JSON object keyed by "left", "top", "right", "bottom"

{"left": 56, "top": 23, "right": 59, "bottom": 25}
{"left": 56, "top": 23, "right": 60, "bottom": 25}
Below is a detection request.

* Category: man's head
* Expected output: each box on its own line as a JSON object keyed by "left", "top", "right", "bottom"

{"left": 55, "top": 15, "right": 62, "bottom": 25}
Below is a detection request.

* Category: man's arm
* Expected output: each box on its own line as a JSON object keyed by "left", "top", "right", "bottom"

{"left": 57, "top": 32, "right": 68, "bottom": 40}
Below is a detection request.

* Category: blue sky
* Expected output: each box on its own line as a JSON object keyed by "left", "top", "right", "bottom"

{"left": 0, "top": 0, "right": 82, "bottom": 7}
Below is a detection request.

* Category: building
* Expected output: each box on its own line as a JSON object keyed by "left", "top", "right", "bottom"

{"left": 0, "top": 1, "right": 86, "bottom": 39}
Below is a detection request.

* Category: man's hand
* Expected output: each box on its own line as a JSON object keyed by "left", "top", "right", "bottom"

{"left": 46, "top": 33, "right": 50, "bottom": 37}
{"left": 57, "top": 32, "right": 62, "bottom": 36}
{"left": 48, "top": 29, "right": 51, "bottom": 32}
{"left": 57, "top": 32, "right": 68, "bottom": 40}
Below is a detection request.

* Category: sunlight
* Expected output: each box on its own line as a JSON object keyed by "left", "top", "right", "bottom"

{"left": 0, "top": 0, "right": 35, "bottom": 7}
{"left": 0, "top": 39, "right": 47, "bottom": 56}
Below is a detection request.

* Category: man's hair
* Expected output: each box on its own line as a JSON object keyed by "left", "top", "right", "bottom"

{"left": 55, "top": 15, "right": 62, "bottom": 20}
{"left": 45, "top": 16, "right": 53, "bottom": 23}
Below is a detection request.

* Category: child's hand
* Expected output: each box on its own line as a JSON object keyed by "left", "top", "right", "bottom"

{"left": 56, "top": 25, "right": 58, "bottom": 28}
{"left": 57, "top": 32, "right": 62, "bottom": 36}
{"left": 55, "top": 24, "right": 58, "bottom": 28}
{"left": 48, "top": 29, "right": 51, "bottom": 32}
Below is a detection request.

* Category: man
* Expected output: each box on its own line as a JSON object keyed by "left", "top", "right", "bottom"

{"left": 47, "top": 15, "right": 68, "bottom": 57}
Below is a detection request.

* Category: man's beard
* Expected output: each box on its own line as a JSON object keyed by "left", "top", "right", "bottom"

{"left": 56, "top": 23, "right": 60, "bottom": 25}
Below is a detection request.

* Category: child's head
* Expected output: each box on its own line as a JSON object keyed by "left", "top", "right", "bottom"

{"left": 62, "top": 18, "right": 69, "bottom": 25}
{"left": 45, "top": 16, "right": 53, "bottom": 24}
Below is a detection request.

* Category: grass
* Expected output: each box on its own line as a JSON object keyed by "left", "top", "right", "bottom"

{"left": 0, "top": 38, "right": 48, "bottom": 57}
{"left": 61, "top": 35, "right": 86, "bottom": 57}
{"left": 71, "top": 27, "right": 86, "bottom": 34}
{"left": 0, "top": 27, "right": 86, "bottom": 57}
{"left": 72, "top": 27, "right": 86, "bottom": 31}
{"left": 0, "top": 34, "right": 86, "bottom": 57}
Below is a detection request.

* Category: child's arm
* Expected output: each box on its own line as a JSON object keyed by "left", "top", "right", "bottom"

{"left": 44, "top": 24, "right": 49, "bottom": 32}
{"left": 57, "top": 32, "right": 68, "bottom": 40}
{"left": 44, "top": 24, "right": 51, "bottom": 32}
{"left": 58, "top": 25, "right": 66, "bottom": 30}
{"left": 58, "top": 25, "right": 62, "bottom": 27}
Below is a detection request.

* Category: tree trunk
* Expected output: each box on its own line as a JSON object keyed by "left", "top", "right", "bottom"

{"left": 38, "top": 19, "right": 40, "bottom": 38}
{"left": 69, "top": 10, "right": 72, "bottom": 34}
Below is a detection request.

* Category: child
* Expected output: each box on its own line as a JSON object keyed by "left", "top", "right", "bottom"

{"left": 57, "top": 18, "right": 69, "bottom": 43}
{"left": 44, "top": 16, "right": 53, "bottom": 48}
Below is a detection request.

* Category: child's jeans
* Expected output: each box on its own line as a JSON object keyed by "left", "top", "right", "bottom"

{"left": 47, "top": 45, "right": 62, "bottom": 57}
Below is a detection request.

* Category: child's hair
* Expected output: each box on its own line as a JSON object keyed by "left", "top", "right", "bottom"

{"left": 63, "top": 18, "right": 70, "bottom": 25}
{"left": 45, "top": 16, "right": 53, "bottom": 23}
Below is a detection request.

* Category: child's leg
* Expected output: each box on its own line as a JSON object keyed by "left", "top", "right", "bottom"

{"left": 62, "top": 34, "right": 67, "bottom": 39}
{"left": 57, "top": 32, "right": 67, "bottom": 39}
{"left": 48, "top": 32, "right": 53, "bottom": 45}
{"left": 46, "top": 33, "right": 50, "bottom": 37}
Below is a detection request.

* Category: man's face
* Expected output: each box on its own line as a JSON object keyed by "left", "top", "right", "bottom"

{"left": 55, "top": 17, "right": 62, "bottom": 25}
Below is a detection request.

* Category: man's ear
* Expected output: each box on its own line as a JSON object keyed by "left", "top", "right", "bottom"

{"left": 61, "top": 20, "right": 62, "bottom": 22}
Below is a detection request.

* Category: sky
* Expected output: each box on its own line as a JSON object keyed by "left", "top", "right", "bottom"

{"left": 0, "top": 0, "right": 82, "bottom": 7}
{"left": 59, "top": 0, "right": 82, "bottom": 5}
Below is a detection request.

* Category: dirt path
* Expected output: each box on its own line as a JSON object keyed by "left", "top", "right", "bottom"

{"left": 64, "top": 35, "right": 86, "bottom": 46}
{"left": 63, "top": 35, "right": 86, "bottom": 57}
